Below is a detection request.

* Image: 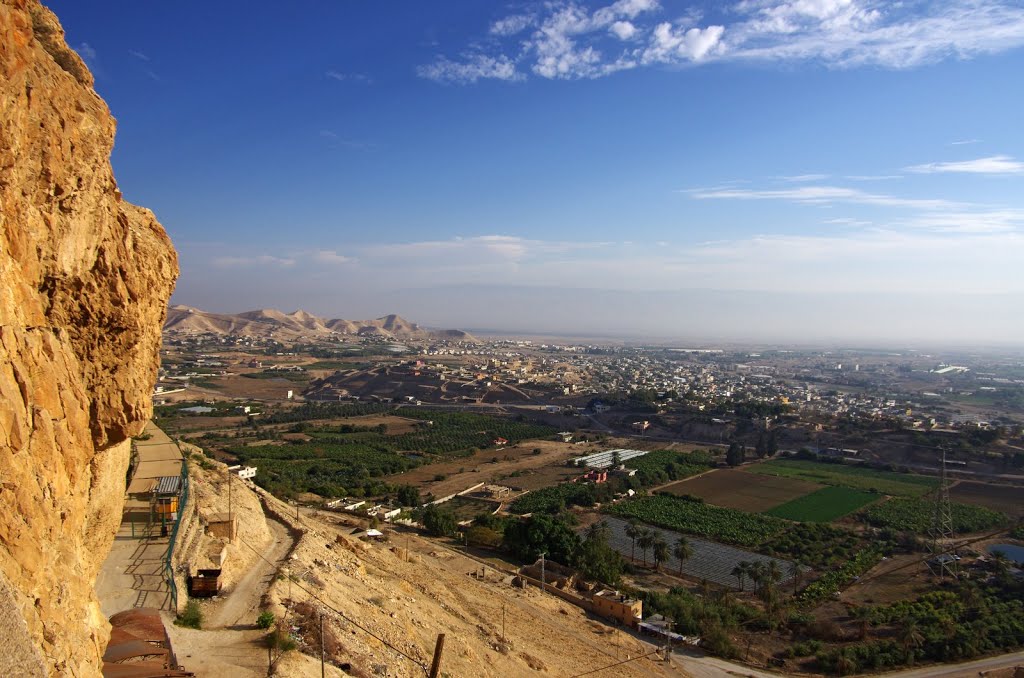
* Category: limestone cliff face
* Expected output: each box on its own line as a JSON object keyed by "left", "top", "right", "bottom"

{"left": 0, "top": 1, "right": 178, "bottom": 675}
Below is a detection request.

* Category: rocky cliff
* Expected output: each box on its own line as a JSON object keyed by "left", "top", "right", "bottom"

{"left": 0, "top": 1, "right": 178, "bottom": 675}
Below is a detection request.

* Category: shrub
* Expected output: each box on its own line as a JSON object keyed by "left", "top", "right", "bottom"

{"left": 256, "top": 611, "right": 275, "bottom": 629}
{"left": 176, "top": 600, "right": 203, "bottom": 629}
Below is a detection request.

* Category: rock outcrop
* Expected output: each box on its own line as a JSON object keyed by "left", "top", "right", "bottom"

{"left": 0, "top": 1, "right": 178, "bottom": 675}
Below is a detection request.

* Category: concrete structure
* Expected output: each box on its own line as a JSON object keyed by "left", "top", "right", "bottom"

{"left": 591, "top": 590, "right": 642, "bottom": 628}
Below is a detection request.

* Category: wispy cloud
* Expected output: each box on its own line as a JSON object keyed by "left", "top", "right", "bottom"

{"left": 846, "top": 174, "right": 902, "bottom": 181}
{"left": 76, "top": 42, "right": 97, "bottom": 66}
{"left": 419, "top": 0, "right": 1024, "bottom": 83}
{"left": 490, "top": 14, "right": 534, "bottom": 36}
{"left": 779, "top": 173, "right": 829, "bottom": 182}
{"left": 319, "top": 130, "right": 375, "bottom": 151}
{"left": 416, "top": 55, "right": 523, "bottom": 84}
{"left": 905, "top": 155, "right": 1024, "bottom": 175}
{"left": 213, "top": 254, "right": 296, "bottom": 268}
{"left": 950, "top": 139, "right": 981, "bottom": 145}
{"left": 128, "top": 49, "right": 150, "bottom": 62}
{"left": 325, "top": 70, "right": 372, "bottom": 83}
{"left": 688, "top": 185, "right": 958, "bottom": 210}
{"left": 311, "top": 249, "right": 354, "bottom": 265}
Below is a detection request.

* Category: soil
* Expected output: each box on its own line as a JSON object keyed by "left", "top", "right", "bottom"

{"left": 660, "top": 468, "right": 823, "bottom": 512}
{"left": 950, "top": 480, "right": 1024, "bottom": 518}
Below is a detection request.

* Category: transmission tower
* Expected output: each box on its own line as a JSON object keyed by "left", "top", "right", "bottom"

{"left": 927, "top": 447, "right": 958, "bottom": 578}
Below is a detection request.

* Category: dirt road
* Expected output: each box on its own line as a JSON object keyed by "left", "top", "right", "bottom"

{"left": 208, "top": 513, "right": 294, "bottom": 629}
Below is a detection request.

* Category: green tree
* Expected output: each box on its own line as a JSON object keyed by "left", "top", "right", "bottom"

{"left": 652, "top": 536, "right": 669, "bottom": 572}
{"left": 503, "top": 514, "right": 580, "bottom": 565}
{"left": 726, "top": 442, "right": 745, "bottom": 467}
{"left": 396, "top": 485, "right": 420, "bottom": 507}
{"left": 673, "top": 536, "right": 694, "bottom": 577}
{"left": 637, "top": 529, "right": 656, "bottom": 568}
{"left": 755, "top": 432, "right": 768, "bottom": 459}
{"left": 421, "top": 504, "right": 457, "bottom": 537}
{"left": 575, "top": 521, "right": 623, "bottom": 585}
{"left": 625, "top": 519, "right": 641, "bottom": 563}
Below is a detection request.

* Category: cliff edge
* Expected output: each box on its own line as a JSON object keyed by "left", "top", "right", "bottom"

{"left": 0, "top": 1, "right": 178, "bottom": 675}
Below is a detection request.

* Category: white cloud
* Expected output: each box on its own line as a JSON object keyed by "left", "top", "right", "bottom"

{"left": 213, "top": 255, "right": 296, "bottom": 268}
{"left": 610, "top": 21, "right": 638, "bottom": 40}
{"left": 312, "top": 250, "right": 354, "bottom": 265}
{"left": 419, "top": 1, "right": 1024, "bottom": 83}
{"left": 897, "top": 209, "right": 1024, "bottom": 234}
{"left": 416, "top": 54, "right": 522, "bottom": 84}
{"left": 641, "top": 22, "right": 725, "bottom": 63}
{"left": 77, "top": 42, "right": 97, "bottom": 65}
{"left": 779, "top": 173, "right": 830, "bottom": 182}
{"left": 689, "top": 185, "right": 958, "bottom": 210}
{"left": 128, "top": 49, "right": 150, "bottom": 61}
{"left": 846, "top": 174, "right": 902, "bottom": 181}
{"left": 950, "top": 139, "right": 981, "bottom": 145}
{"left": 905, "top": 155, "right": 1024, "bottom": 175}
{"left": 326, "top": 70, "right": 372, "bottom": 83}
{"left": 490, "top": 14, "right": 534, "bottom": 36}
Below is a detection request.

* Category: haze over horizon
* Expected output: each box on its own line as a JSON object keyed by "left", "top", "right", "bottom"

{"left": 49, "top": 0, "right": 1024, "bottom": 346}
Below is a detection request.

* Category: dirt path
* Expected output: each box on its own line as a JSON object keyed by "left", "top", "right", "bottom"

{"left": 208, "top": 514, "right": 294, "bottom": 629}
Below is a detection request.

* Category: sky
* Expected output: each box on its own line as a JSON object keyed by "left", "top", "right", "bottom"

{"left": 49, "top": 0, "right": 1024, "bottom": 347}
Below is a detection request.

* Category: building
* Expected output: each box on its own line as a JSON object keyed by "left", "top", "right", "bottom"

{"left": 591, "top": 590, "right": 642, "bottom": 627}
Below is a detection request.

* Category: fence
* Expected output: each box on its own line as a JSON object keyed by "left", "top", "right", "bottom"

{"left": 163, "top": 456, "right": 190, "bottom": 612}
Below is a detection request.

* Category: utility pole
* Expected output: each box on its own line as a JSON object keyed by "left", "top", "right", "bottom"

{"left": 428, "top": 634, "right": 446, "bottom": 678}
{"left": 406, "top": 533, "right": 410, "bottom": 563}
{"left": 501, "top": 603, "right": 506, "bottom": 644}
{"left": 320, "top": 610, "right": 325, "bottom": 678}
{"left": 227, "top": 469, "right": 233, "bottom": 538}
{"left": 539, "top": 552, "right": 546, "bottom": 594}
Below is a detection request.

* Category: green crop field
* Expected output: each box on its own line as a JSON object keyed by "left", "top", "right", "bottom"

{"left": 747, "top": 459, "right": 938, "bottom": 497}
{"left": 765, "top": 486, "right": 880, "bottom": 522}
{"left": 861, "top": 497, "right": 1008, "bottom": 534}
{"left": 605, "top": 494, "right": 788, "bottom": 547}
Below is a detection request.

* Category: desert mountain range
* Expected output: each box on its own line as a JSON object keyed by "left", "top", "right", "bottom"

{"left": 164, "top": 305, "right": 478, "bottom": 342}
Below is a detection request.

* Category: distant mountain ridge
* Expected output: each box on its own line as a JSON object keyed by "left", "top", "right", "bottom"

{"left": 164, "top": 305, "right": 478, "bottom": 342}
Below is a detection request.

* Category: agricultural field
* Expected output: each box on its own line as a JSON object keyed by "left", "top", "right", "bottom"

{"left": 623, "top": 449, "right": 714, "bottom": 486}
{"left": 605, "top": 494, "right": 788, "bottom": 547}
{"left": 441, "top": 496, "right": 500, "bottom": 522}
{"left": 760, "top": 522, "right": 885, "bottom": 570}
{"left": 660, "top": 469, "right": 822, "bottom": 512}
{"left": 600, "top": 516, "right": 795, "bottom": 591}
{"left": 747, "top": 458, "right": 938, "bottom": 497}
{"left": 508, "top": 483, "right": 597, "bottom": 515}
{"left": 200, "top": 408, "right": 556, "bottom": 499}
{"left": 765, "top": 486, "right": 880, "bottom": 522}
{"left": 950, "top": 481, "right": 1024, "bottom": 518}
{"left": 861, "top": 496, "right": 1008, "bottom": 534}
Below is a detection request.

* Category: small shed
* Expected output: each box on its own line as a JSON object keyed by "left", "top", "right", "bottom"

{"left": 188, "top": 569, "right": 222, "bottom": 598}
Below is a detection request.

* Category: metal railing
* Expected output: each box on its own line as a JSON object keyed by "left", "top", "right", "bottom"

{"left": 163, "top": 456, "right": 190, "bottom": 612}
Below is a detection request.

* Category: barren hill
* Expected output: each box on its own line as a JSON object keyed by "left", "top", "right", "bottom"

{"left": 165, "top": 305, "right": 478, "bottom": 342}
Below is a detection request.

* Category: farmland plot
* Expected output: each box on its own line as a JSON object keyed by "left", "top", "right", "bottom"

{"left": 766, "top": 486, "right": 879, "bottom": 522}
{"left": 605, "top": 495, "right": 788, "bottom": 547}
{"left": 600, "top": 516, "right": 795, "bottom": 591}
{"left": 747, "top": 459, "right": 937, "bottom": 497}
{"left": 660, "top": 469, "right": 821, "bottom": 512}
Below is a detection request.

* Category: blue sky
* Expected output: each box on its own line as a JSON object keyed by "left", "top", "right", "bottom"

{"left": 49, "top": 1, "right": 1024, "bottom": 345}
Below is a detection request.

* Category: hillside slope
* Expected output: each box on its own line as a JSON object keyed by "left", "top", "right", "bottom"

{"left": 165, "top": 305, "right": 478, "bottom": 342}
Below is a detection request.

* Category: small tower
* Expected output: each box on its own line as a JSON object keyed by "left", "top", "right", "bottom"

{"left": 927, "top": 447, "right": 958, "bottom": 578}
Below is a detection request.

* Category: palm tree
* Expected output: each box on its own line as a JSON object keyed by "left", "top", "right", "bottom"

{"left": 747, "top": 561, "right": 766, "bottom": 596}
{"left": 899, "top": 619, "right": 925, "bottom": 665}
{"left": 585, "top": 520, "right": 610, "bottom": 542}
{"left": 788, "top": 560, "right": 802, "bottom": 594}
{"left": 851, "top": 605, "right": 873, "bottom": 641}
{"left": 673, "top": 537, "right": 694, "bottom": 577}
{"left": 624, "top": 519, "right": 640, "bottom": 563}
{"left": 731, "top": 562, "right": 748, "bottom": 591}
{"left": 637, "top": 529, "right": 655, "bottom": 568}
{"left": 652, "top": 537, "right": 669, "bottom": 572}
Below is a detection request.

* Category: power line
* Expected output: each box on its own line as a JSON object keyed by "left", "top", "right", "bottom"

{"left": 568, "top": 648, "right": 666, "bottom": 677}
{"left": 236, "top": 534, "right": 430, "bottom": 675}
